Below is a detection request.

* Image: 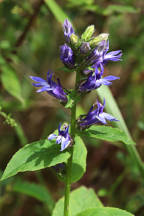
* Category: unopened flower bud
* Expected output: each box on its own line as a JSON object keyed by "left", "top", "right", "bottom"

{"left": 63, "top": 19, "right": 74, "bottom": 42}
{"left": 90, "top": 33, "right": 109, "bottom": 48}
{"left": 70, "top": 33, "right": 79, "bottom": 46}
{"left": 80, "top": 42, "right": 91, "bottom": 54}
{"left": 60, "top": 44, "right": 75, "bottom": 69}
{"left": 81, "top": 25, "right": 95, "bottom": 42}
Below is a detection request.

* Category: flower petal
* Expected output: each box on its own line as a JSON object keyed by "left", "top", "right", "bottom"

{"left": 56, "top": 135, "right": 62, "bottom": 144}
{"left": 29, "top": 76, "right": 47, "bottom": 83}
{"left": 48, "top": 133, "right": 57, "bottom": 140}
{"left": 104, "top": 75, "right": 120, "bottom": 81}
{"left": 60, "top": 136, "right": 71, "bottom": 151}
{"left": 102, "top": 112, "right": 118, "bottom": 121}
{"left": 96, "top": 113, "right": 107, "bottom": 124}
{"left": 36, "top": 86, "right": 52, "bottom": 93}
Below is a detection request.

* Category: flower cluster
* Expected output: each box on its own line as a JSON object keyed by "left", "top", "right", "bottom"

{"left": 30, "top": 19, "right": 122, "bottom": 151}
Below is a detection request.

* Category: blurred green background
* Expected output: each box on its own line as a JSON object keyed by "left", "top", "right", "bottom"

{"left": 0, "top": 0, "right": 144, "bottom": 215}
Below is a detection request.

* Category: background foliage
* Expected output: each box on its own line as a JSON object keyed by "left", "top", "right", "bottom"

{"left": 0, "top": 0, "right": 144, "bottom": 215}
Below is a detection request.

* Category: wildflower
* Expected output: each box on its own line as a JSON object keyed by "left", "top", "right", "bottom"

{"left": 79, "top": 67, "right": 119, "bottom": 92}
{"left": 48, "top": 123, "right": 71, "bottom": 151}
{"left": 63, "top": 19, "right": 74, "bottom": 42}
{"left": 86, "top": 40, "right": 122, "bottom": 70}
{"left": 78, "top": 99, "right": 118, "bottom": 129}
{"left": 60, "top": 44, "right": 75, "bottom": 68}
{"left": 30, "top": 71, "right": 67, "bottom": 102}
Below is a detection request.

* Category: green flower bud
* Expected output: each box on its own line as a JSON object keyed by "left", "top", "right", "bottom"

{"left": 70, "top": 33, "right": 78, "bottom": 44}
{"left": 81, "top": 25, "right": 95, "bottom": 42}
{"left": 90, "top": 33, "right": 109, "bottom": 48}
{"left": 70, "top": 33, "right": 81, "bottom": 48}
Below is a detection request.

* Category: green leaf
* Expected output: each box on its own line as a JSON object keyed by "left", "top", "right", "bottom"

{"left": 65, "top": 90, "right": 80, "bottom": 109}
{"left": 1, "top": 139, "right": 70, "bottom": 181}
{"left": 70, "top": 136, "right": 87, "bottom": 183}
{"left": 44, "top": 0, "right": 68, "bottom": 24}
{"left": 13, "top": 180, "right": 54, "bottom": 212}
{"left": 76, "top": 207, "right": 134, "bottom": 216}
{"left": 81, "top": 125, "right": 135, "bottom": 146}
{"left": 1, "top": 65, "right": 24, "bottom": 103}
{"left": 103, "top": 5, "right": 139, "bottom": 15}
{"left": 52, "top": 186, "right": 103, "bottom": 216}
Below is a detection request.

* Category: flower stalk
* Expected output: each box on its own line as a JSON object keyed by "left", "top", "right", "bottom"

{"left": 64, "top": 70, "right": 80, "bottom": 216}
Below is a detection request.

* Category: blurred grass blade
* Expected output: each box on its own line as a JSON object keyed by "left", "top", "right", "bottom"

{"left": 1, "top": 64, "right": 24, "bottom": 104}
{"left": 97, "top": 85, "right": 131, "bottom": 139}
{"left": 14, "top": 121, "right": 28, "bottom": 146}
{"left": 45, "top": 0, "right": 68, "bottom": 23}
{"left": 103, "top": 4, "right": 139, "bottom": 16}
{"left": 97, "top": 85, "right": 144, "bottom": 177}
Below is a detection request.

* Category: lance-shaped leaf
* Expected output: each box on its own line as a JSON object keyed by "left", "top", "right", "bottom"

{"left": 1, "top": 139, "right": 70, "bottom": 181}
{"left": 52, "top": 186, "right": 103, "bottom": 216}
{"left": 79, "top": 125, "right": 135, "bottom": 146}
{"left": 70, "top": 136, "right": 87, "bottom": 183}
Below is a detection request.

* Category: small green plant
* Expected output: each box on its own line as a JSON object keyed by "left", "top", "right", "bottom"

{"left": 1, "top": 18, "right": 139, "bottom": 216}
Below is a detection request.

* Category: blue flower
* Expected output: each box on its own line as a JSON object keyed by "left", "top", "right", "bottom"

{"left": 63, "top": 19, "right": 74, "bottom": 42}
{"left": 87, "top": 40, "right": 122, "bottom": 70}
{"left": 78, "top": 99, "right": 118, "bottom": 129}
{"left": 30, "top": 72, "right": 67, "bottom": 102}
{"left": 48, "top": 123, "right": 71, "bottom": 151}
{"left": 60, "top": 44, "right": 75, "bottom": 68}
{"left": 79, "top": 67, "right": 119, "bottom": 92}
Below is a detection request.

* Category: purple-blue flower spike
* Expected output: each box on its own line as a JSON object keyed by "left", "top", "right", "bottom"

{"left": 48, "top": 123, "right": 71, "bottom": 151}
{"left": 30, "top": 72, "right": 67, "bottom": 102}
{"left": 87, "top": 40, "right": 122, "bottom": 69}
{"left": 63, "top": 19, "right": 74, "bottom": 42}
{"left": 79, "top": 67, "right": 119, "bottom": 92}
{"left": 78, "top": 99, "right": 118, "bottom": 129}
{"left": 60, "top": 44, "right": 75, "bottom": 68}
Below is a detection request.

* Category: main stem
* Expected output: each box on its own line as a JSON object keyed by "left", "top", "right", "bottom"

{"left": 64, "top": 71, "right": 80, "bottom": 216}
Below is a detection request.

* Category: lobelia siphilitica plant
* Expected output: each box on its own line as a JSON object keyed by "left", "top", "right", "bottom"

{"left": 1, "top": 19, "right": 135, "bottom": 216}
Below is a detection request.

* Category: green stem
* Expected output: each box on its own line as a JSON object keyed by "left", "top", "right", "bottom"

{"left": 64, "top": 71, "right": 80, "bottom": 216}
